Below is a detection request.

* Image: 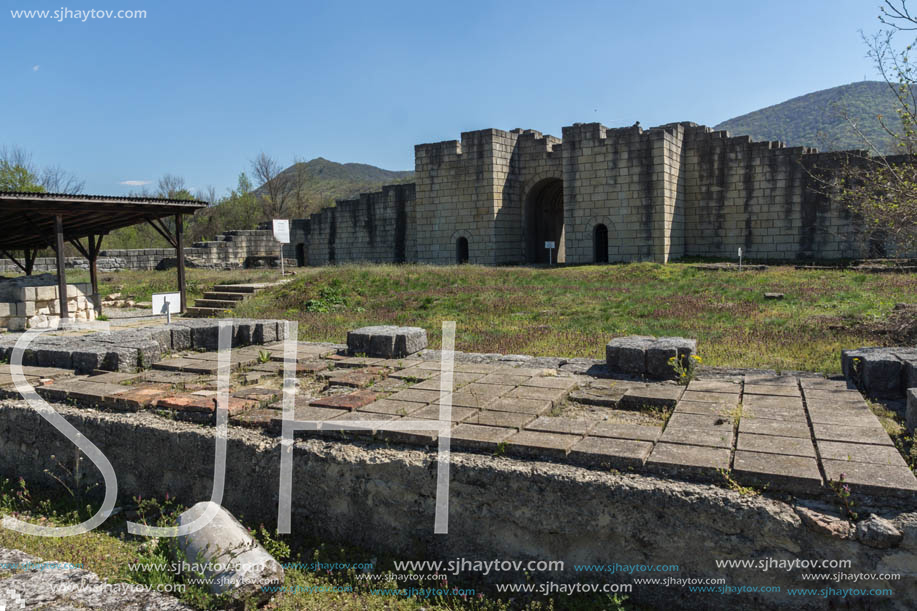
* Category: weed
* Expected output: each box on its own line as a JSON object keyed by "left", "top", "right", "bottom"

{"left": 718, "top": 469, "right": 764, "bottom": 496}
{"left": 258, "top": 349, "right": 271, "bottom": 364}
{"left": 669, "top": 354, "right": 702, "bottom": 385}
{"left": 828, "top": 474, "right": 858, "bottom": 520}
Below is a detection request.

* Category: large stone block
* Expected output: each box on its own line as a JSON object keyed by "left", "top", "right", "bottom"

{"left": 907, "top": 388, "right": 917, "bottom": 434}
{"left": 861, "top": 350, "right": 904, "bottom": 399}
{"left": 646, "top": 337, "right": 697, "bottom": 379}
{"left": 347, "top": 325, "right": 427, "bottom": 358}
{"left": 252, "top": 321, "right": 277, "bottom": 344}
{"left": 606, "top": 336, "right": 654, "bottom": 374}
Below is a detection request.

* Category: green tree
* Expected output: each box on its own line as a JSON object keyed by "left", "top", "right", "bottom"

{"left": 0, "top": 161, "right": 44, "bottom": 192}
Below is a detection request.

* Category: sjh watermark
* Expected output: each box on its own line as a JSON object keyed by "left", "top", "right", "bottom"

{"left": 9, "top": 8, "right": 147, "bottom": 22}
{"left": 2, "top": 318, "right": 457, "bottom": 540}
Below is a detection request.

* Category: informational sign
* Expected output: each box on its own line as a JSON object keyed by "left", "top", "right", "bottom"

{"left": 545, "top": 241, "right": 556, "bottom": 266}
{"left": 153, "top": 292, "right": 181, "bottom": 323}
{"left": 544, "top": 241, "right": 555, "bottom": 249}
{"left": 272, "top": 219, "right": 290, "bottom": 244}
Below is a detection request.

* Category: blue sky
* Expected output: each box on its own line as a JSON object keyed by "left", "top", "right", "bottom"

{"left": 2, "top": 0, "right": 885, "bottom": 197}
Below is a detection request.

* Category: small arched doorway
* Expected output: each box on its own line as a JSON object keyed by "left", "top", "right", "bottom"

{"left": 593, "top": 224, "right": 608, "bottom": 263}
{"left": 295, "top": 243, "right": 307, "bottom": 267}
{"left": 456, "top": 237, "right": 469, "bottom": 264}
{"left": 524, "top": 178, "right": 564, "bottom": 263}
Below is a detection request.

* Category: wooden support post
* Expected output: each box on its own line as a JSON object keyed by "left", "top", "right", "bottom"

{"left": 54, "top": 215, "right": 69, "bottom": 321}
{"left": 176, "top": 214, "right": 186, "bottom": 314}
{"left": 89, "top": 234, "right": 102, "bottom": 314}
{"left": 25, "top": 248, "right": 36, "bottom": 276}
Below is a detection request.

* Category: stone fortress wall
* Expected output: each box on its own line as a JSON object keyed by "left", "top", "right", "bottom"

{"left": 290, "top": 121, "right": 907, "bottom": 266}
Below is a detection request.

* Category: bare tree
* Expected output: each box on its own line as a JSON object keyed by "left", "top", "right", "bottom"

{"left": 157, "top": 174, "right": 192, "bottom": 199}
{"left": 40, "top": 165, "right": 84, "bottom": 194}
{"left": 251, "top": 152, "right": 300, "bottom": 218}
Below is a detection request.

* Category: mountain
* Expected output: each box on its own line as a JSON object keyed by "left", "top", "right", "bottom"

{"left": 259, "top": 157, "right": 413, "bottom": 217}
{"left": 714, "top": 81, "right": 910, "bottom": 154}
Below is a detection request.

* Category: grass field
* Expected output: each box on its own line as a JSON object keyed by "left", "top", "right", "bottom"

{"left": 226, "top": 262, "right": 917, "bottom": 375}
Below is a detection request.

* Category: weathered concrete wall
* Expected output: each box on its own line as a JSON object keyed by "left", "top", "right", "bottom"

{"left": 0, "top": 402, "right": 914, "bottom": 610}
{"left": 300, "top": 183, "right": 415, "bottom": 266}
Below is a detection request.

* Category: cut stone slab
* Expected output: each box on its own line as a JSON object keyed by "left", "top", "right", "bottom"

{"left": 906, "top": 387, "right": 917, "bottom": 434}
{"left": 680, "top": 390, "right": 739, "bottom": 404}
{"left": 742, "top": 394, "right": 803, "bottom": 410}
{"left": 687, "top": 379, "right": 741, "bottom": 394}
{"left": 333, "top": 356, "right": 385, "bottom": 368}
{"left": 232, "top": 387, "right": 280, "bottom": 404}
{"left": 486, "top": 397, "right": 553, "bottom": 415}
{"left": 526, "top": 416, "right": 596, "bottom": 436}
{"left": 309, "top": 390, "right": 378, "bottom": 411}
{"left": 675, "top": 400, "right": 733, "bottom": 417}
{"left": 568, "top": 387, "right": 625, "bottom": 407}
{"left": 732, "top": 450, "right": 823, "bottom": 495}
{"left": 504, "top": 430, "right": 580, "bottom": 459}
{"left": 317, "top": 412, "right": 399, "bottom": 437}
{"left": 739, "top": 418, "right": 811, "bottom": 439}
{"left": 806, "top": 407, "right": 881, "bottom": 427}
{"left": 376, "top": 427, "right": 438, "bottom": 446}
{"left": 115, "top": 385, "right": 172, "bottom": 411}
{"left": 521, "top": 375, "right": 579, "bottom": 390}
{"left": 568, "top": 436, "right": 653, "bottom": 469}
{"left": 464, "top": 409, "right": 535, "bottom": 429}
{"left": 816, "top": 440, "right": 909, "bottom": 467}
{"left": 743, "top": 384, "right": 801, "bottom": 398}
{"left": 736, "top": 433, "right": 816, "bottom": 458}
{"left": 346, "top": 325, "right": 427, "bottom": 358}
{"left": 410, "top": 404, "right": 479, "bottom": 423}
{"left": 358, "top": 399, "right": 425, "bottom": 416}
{"left": 658, "top": 426, "right": 733, "bottom": 449}
{"left": 409, "top": 372, "right": 485, "bottom": 390}
{"left": 620, "top": 385, "right": 684, "bottom": 409}
{"left": 744, "top": 373, "right": 798, "bottom": 386}
{"left": 822, "top": 459, "right": 917, "bottom": 498}
{"left": 861, "top": 351, "right": 904, "bottom": 399}
{"left": 742, "top": 405, "right": 808, "bottom": 423}
{"left": 504, "top": 385, "right": 569, "bottom": 405}
{"left": 176, "top": 501, "right": 283, "bottom": 600}
{"left": 812, "top": 422, "right": 894, "bottom": 446}
{"left": 477, "top": 372, "right": 532, "bottom": 386}
{"left": 230, "top": 408, "right": 277, "bottom": 430}
{"left": 799, "top": 378, "right": 851, "bottom": 391}
{"left": 386, "top": 388, "right": 441, "bottom": 404}
{"left": 326, "top": 369, "right": 383, "bottom": 388}
{"left": 645, "top": 443, "right": 731, "bottom": 481}
{"left": 389, "top": 367, "right": 438, "bottom": 381}
{"left": 666, "top": 412, "right": 733, "bottom": 430}
{"left": 86, "top": 371, "right": 141, "bottom": 384}
{"left": 590, "top": 420, "right": 663, "bottom": 442}
{"left": 451, "top": 423, "right": 516, "bottom": 453}
{"left": 269, "top": 405, "right": 349, "bottom": 433}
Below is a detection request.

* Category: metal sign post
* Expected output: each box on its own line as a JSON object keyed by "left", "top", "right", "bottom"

{"left": 545, "top": 241, "right": 555, "bottom": 266}
{"left": 738, "top": 247, "right": 743, "bottom": 271}
{"left": 273, "top": 219, "right": 290, "bottom": 276}
{"left": 153, "top": 292, "right": 181, "bottom": 324}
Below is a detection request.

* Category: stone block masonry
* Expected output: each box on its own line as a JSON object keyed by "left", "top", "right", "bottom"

{"left": 295, "top": 121, "right": 914, "bottom": 267}
{"left": 0, "top": 274, "right": 95, "bottom": 330}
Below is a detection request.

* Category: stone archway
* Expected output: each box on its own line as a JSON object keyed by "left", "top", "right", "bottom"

{"left": 524, "top": 178, "right": 564, "bottom": 263}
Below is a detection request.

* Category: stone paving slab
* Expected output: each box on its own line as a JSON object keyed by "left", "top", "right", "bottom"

{"left": 799, "top": 378, "right": 850, "bottom": 391}
{"left": 733, "top": 451, "right": 823, "bottom": 495}
{"left": 590, "top": 420, "right": 663, "bottom": 442}
{"left": 464, "top": 409, "right": 535, "bottom": 429}
{"left": 388, "top": 367, "right": 438, "bottom": 381}
{"left": 802, "top": 388, "right": 867, "bottom": 406}
{"left": 410, "top": 404, "right": 479, "bottom": 423}
{"left": 568, "top": 387, "right": 625, "bottom": 407}
{"left": 139, "top": 370, "right": 201, "bottom": 385}
{"left": 744, "top": 373, "right": 798, "bottom": 386}
{"left": 86, "top": 371, "right": 142, "bottom": 384}
{"left": 434, "top": 390, "right": 497, "bottom": 409}
{"left": 310, "top": 390, "right": 378, "bottom": 410}
{"left": 477, "top": 372, "right": 532, "bottom": 386}
{"left": 568, "top": 436, "right": 653, "bottom": 469}
{"left": 738, "top": 418, "right": 811, "bottom": 439}
{"left": 318, "top": 412, "right": 400, "bottom": 437}
{"left": 742, "top": 405, "right": 808, "bottom": 422}
{"left": 658, "top": 426, "right": 733, "bottom": 449}
{"left": 358, "top": 399, "right": 425, "bottom": 416}
{"left": 370, "top": 377, "right": 408, "bottom": 392}
{"left": 386, "top": 388, "right": 442, "bottom": 404}
{"left": 680, "top": 390, "right": 740, "bottom": 404}
{"left": 742, "top": 394, "right": 803, "bottom": 410}
{"left": 620, "top": 385, "right": 684, "bottom": 408}
{"left": 667, "top": 412, "right": 734, "bottom": 430}
{"left": 736, "top": 433, "right": 816, "bottom": 458}
{"left": 230, "top": 408, "right": 277, "bottom": 430}
{"left": 743, "top": 384, "right": 802, "bottom": 398}
{"left": 116, "top": 384, "right": 173, "bottom": 411}
{"left": 645, "top": 443, "right": 731, "bottom": 481}
{"left": 232, "top": 386, "right": 279, "bottom": 404}
{"left": 270, "top": 405, "right": 349, "bottom": 432}
{"left": 505, "top": 385, "right": 568, "bottom": 405}
{"left": 66, "top": 382, "right": 130, "bottom": 407}
{"left": 526, "top": 416, "right": 596, "bottom": 436}
{"left": 152, "top": 358, "right": 225, "bottom": 375}
{"left": 816, "top": 440, "right": 910, "bottom": 467}
{"left": 486, "top": 397, "right": 553, "bottom": 415}
{"left": 333, "top": 356, "right": 385, "bottom": 368}
{"left": 812, "top": 423, "right": 895, "bottom": 446}
{"left": 504, "top": 430, "right": 580, "bottom": 459}
{"left": 686, "top": 380, "right": 741, "bottom": 394}
{"left": 521, "top": 375, "right": 579, "bottom": 390}
{"left": 806, "top": 407, "right": 882, "bottom": 427}
{"left": 376, "top": 427, "right": 439, "bottom": 446}
{"left": 450, "top": 423, "right": 515, "bottom": 453}
{"left": 822, "top": 459, "right": 917, "bottom": 498}
{"left": 326, "top": 369, "right": 383, "bottom": 388}
{"left": 674, "top": 400, "right": 731, "bottom": 417}
{"left": 409, "top": 372, "right": 485, "bottom": 390}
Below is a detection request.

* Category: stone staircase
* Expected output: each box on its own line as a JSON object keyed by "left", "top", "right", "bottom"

{"left": 185, "top": 281, "right": 288, "bottom": 317}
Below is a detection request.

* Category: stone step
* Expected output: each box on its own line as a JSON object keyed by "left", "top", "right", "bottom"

{"left": 193, "top": 298, "right": 239, "bottom": 309}
{"left": 202, "top": 291, "right": 248, "bottom": 301}
{"left": 212, "top": 284, "right": 259, "bottom": 293}
{"left": 184, "top": 306, "right": 225, "bottom": 318}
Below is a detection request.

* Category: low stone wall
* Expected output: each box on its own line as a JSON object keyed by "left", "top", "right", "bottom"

{"left": 0, "top": 275, "right": 95, "bottom": 331}
{"left": 842, "top": 347, "right": 917, "bottom": 399}
{"left": 0, "top": 403, "right": 913, "bottom": 610}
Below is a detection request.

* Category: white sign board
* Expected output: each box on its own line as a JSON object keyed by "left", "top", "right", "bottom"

{"left": 153, "top": 292, "right": 181, "bottom": 315}
{"left": 272, "top": 219, "right": 290, "bottom": 244}
{"left": 544, "top": 241, "right": 556, "bottom": 249}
